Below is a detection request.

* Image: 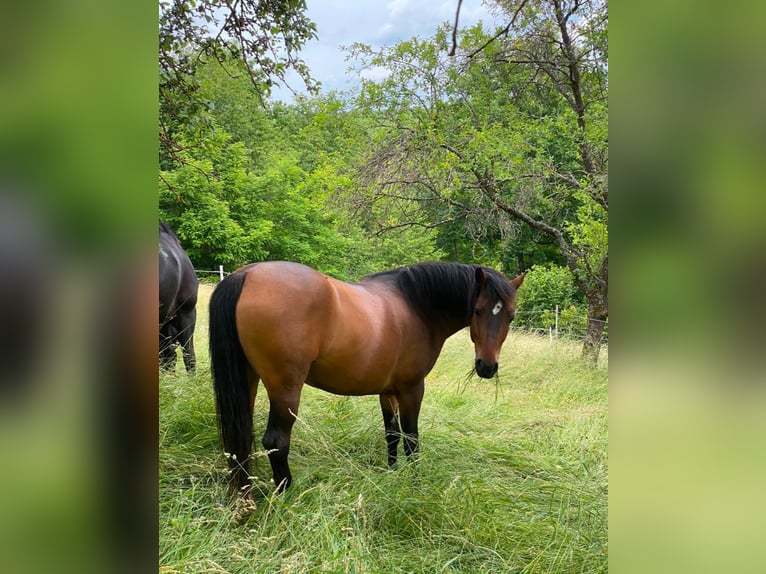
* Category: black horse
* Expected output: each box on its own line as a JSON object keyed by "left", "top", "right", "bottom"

{"left": 159, "top": 222, "right": 198, "bottom": 372}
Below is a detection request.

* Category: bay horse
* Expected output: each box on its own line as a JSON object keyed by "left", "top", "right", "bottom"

{"left": 209, "top": 261, "right": 524, "bottom": 497}
{"left": 159, "top": 222, "right": 198, "bottom": 372}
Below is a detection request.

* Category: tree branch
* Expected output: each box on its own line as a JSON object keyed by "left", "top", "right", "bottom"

{"left": 465, "top": 0, "right": 530, "bottom": 60}
{"left": 438, "top": 141, "right": 597, "bottom": 294}
{"left": 448, "top": 0, "right": 464, "bottom": 56}
{"left": 375, "top": 217, "right": 460, "bottom": 236}
{"left": 158, "top": 172, "right": 177, "bottom": 193}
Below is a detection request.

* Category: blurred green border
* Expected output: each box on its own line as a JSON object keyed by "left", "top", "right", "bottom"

{"left": 612, "top": 2, "right": 766, "bottom": 573}
{"left": 0, "top": 2, "right": 157, "bottom": 573}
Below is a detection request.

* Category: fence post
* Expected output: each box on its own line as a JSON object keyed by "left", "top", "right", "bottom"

{"left": 219, "top": 265, "right": 224, "bottom": 282}
{"left": 555, "top": 305, "right": 559, "bottom": 338}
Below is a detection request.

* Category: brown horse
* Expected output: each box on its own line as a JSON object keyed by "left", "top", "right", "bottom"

{"left": 209, "top": 261, "right": 524, "bottom": 497}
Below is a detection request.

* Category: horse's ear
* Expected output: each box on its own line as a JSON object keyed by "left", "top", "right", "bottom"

{"left": 475, "top": 266, "right": 486, "bottom": 287}
{"left": 512, "top": 273, "right": 525, "bottom": 289}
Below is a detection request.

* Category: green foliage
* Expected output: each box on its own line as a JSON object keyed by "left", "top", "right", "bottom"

{"left": 159, "top": 0, "right": 318, "bottom": 165}
{"left": 516, "top": 264, "right": 586, "bottom": 332}
{"left": 158, "top": 2, "right": 607, "bottom": 340}
{"left": 194, "top": 59, "right": 281, "bottom": 171}
{"left": 565, "top": 187, "right": 608, "bottom": 286}
{"left": 159, "top": 128, "right": 272, "bottom": 269}
{"left": 250, "top": 152, "right": 352, "bottom": 277}
{"left": 161, "top": 52, "right": 451, "bottom": 278}
{"left": 348, "top": 18, "right": 603, "bottom": 271}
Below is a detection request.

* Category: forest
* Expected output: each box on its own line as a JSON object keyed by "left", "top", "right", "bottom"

{"left": 159, "top": 0, "right": 607, "bottom": 361}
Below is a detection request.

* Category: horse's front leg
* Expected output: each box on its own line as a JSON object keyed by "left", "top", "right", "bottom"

{"left": 379, "top": 394, "right": 400, "bottom": 468}
{"left": 397, "top": 381, "right": 425, "bottom": 461}
{"left": 262, "top": 387, "right": 303, "bottom": 493}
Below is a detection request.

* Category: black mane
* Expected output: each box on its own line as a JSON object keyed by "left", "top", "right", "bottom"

{"left": 160, "top": 221, "right": 181, "bottom": 246}
{"left": 362, "top": 262, "right": 514, "bottom": 325}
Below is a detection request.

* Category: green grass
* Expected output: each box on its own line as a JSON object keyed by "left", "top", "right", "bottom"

{"left": 160, "top": 284, "right": 607, "bottom": 573}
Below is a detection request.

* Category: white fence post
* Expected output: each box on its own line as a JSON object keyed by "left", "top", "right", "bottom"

{"left": 548, "top": 326, "right": 553, "bottom": 344}
{"left": 219, "top": 265, "right": 224, "bottom": 282}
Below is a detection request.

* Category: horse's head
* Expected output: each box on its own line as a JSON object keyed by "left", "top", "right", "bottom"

{"left": 469, "top": 267, "right": 524, "bottom": 379}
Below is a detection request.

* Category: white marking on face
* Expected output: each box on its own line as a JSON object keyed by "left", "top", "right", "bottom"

{"left": 492, "top": 301, "right": 503, "bottom": 315}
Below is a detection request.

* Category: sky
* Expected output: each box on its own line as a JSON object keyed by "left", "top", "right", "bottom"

{"left": 270, "top": 0, "right": 504, "bottom": 102}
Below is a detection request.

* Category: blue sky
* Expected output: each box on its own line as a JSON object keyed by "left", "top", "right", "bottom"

{"left": 270, "top": 0, "right": 503, "bottom": 101}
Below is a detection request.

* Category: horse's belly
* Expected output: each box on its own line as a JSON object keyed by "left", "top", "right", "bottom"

{"left": 305, "top": 358, "right": 395, "bottom": 396}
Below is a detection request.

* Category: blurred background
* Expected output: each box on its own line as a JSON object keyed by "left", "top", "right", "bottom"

{"left": 0, "top": 1, "right": 156, "bottom": 573}
{"left": 612, "top": 1, "right": 766, "bottom": 573}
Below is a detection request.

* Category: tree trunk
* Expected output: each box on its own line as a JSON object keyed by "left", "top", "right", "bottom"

{"left": 582, "top": 294, "right": 608, "bottom": 365}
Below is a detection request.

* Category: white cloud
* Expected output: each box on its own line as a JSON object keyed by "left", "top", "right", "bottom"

{"left": 376, "top": 23, "right": 395, "bottom": 40}
{"left": 269, "top": 0, "right": 503, "bottom": 102}
{"left": 359, "top": 65, "right": 392, "bottom": 82}
{"left": 387, "top": 0, "right": 412, "bottom": 17}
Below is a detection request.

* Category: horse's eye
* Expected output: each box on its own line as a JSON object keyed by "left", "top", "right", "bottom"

{"left": 474, "top": 309, "right": 482, "bottom": 316}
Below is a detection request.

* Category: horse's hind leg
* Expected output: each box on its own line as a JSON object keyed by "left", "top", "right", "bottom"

{"left": 261, "top": 381, "right": 304, "bottom": 493}
{"left": 159, "top": 326, "right": 178, "bottom": 371}
{"left": 176, "top": 308, "right": 197, "bottom": 373}
{"left": 379, "top": 394, "right": 400, "bottom": 468}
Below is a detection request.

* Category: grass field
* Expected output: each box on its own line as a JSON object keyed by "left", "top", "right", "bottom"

{"left": 160, "top": 283, "right": 607, "bottom": 573}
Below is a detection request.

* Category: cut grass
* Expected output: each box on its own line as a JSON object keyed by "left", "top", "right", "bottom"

{"left": 160, "top": 283, "right": 607, "bottom": 573}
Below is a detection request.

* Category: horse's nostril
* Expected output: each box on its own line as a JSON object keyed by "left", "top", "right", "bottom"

{"left": 475, "top": 359, "right": 498, "bottom": 379}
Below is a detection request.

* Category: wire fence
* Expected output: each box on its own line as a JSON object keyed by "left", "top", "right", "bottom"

{"left": 513, "top": 307, "right": 609, "bottom": 344}
{"left": 194, "top": 265, "right": 229, "bottom": 282}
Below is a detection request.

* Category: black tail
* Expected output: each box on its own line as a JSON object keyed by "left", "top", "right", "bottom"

{"left": 208, "top": 271, "right": 252, "bottom": 495}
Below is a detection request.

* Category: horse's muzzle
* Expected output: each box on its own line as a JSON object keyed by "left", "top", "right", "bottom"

{"left": 475, "top": 358, "right": 498, "bottom": 379}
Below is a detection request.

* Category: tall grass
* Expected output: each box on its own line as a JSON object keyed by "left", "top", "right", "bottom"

{"left": 160, "top": 284, "right": 607, "bottom": 573}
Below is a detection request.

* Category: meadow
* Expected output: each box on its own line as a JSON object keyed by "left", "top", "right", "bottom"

{"left": 160, "top": 284, "right": 607, "bottom": 573}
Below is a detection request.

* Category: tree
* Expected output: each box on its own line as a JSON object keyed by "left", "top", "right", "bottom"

{"left": 159, "top": 0, "right": 318, "bottom": 167}
{"left": 458, "top": 0, "right": 608, "bottom": 363}
{"left": 159, "top": 125, "right": 273, "bottom": 269}
{"left": 349, "top": 0, "right": 607, "bottom": 362}
{"left": 160, "top": 49, "right": 449, "bottom": 279}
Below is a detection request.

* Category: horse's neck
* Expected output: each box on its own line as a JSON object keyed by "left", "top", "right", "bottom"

{"left": 432, "top": 314, "right": 471, "bottom": 342}
{"left": 367, "top": 265, "right": 475, "bottom": 338}
{"left": 421, "top": 293, "right": 473, "bottom": 341}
